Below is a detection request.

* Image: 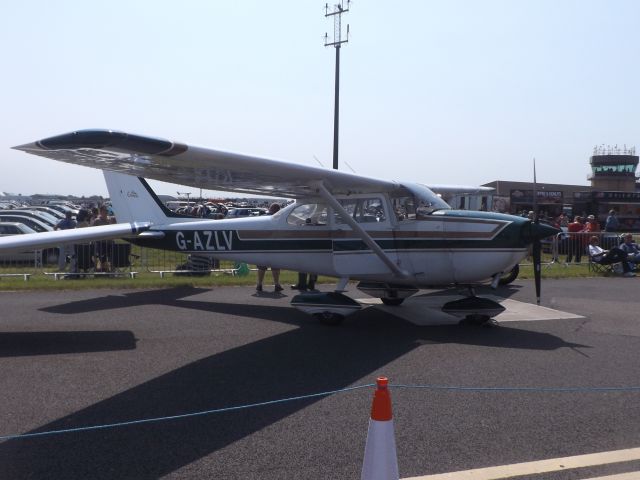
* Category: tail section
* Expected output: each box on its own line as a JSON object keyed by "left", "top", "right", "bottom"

{"left": 104, "top": 171, "right": 187, "bottom": 226}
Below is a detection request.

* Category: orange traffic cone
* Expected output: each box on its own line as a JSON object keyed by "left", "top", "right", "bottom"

{"left": 361, "top": 377, "right": 399, "bottom": 480}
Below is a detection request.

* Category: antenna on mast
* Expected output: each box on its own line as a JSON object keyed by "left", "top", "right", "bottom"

{"left": 324, "top": 1, "right": 351, "bottom": 170}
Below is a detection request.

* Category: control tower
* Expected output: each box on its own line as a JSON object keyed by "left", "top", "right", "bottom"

{"left": 589, "top": 145, "right": 638, "bottom": 191}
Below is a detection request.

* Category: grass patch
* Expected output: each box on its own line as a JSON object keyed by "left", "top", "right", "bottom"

{"left": 0, "top": 270, "right": 326, "bottom": 291}
{"left": 518, "top": 261, "right": 594, "bottom": 279}
{"left": 0, "top": 261, "right": 600, "bottom": 291}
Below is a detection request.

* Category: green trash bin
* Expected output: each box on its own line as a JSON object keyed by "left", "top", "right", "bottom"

{"left": 234, "top": 262, "right": 250, "bottom": 276}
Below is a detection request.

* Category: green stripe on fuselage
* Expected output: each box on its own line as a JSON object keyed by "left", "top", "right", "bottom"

{"left": 130, "top": 211, "right": 532, "bottom": 254}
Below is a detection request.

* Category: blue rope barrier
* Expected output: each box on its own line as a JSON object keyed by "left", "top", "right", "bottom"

{"left": 390, "top": 384, "right": 640, "bottom": 393}
{"left": 0, "top": 383, "right": 374, "bottom": 441}
{"left": 4, "top": 382, "right": 640, "bottom": 441}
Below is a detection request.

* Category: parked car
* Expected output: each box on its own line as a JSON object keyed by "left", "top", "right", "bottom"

{"left": 225, "top": 207, "right": 268, "bottom": 218}
{"left": 29, "top": 206, "right": 66, "bottom": 220}
{"left": 2, "top": 209, "right": 59, "bottom": 227}
{"left": 43, "top": 204, "right": 79, "bottom": 218}
{"left": 0, "top": 214, "right": 53, "bottom": 233}
{"left": 0, "top": 220, "right": 60, "bottom": 265}
{"left": 0, "top": 222, "right": 40, "bottom": 264}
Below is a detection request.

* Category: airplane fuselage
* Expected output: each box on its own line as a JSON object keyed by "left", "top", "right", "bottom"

{"left": 132, "top": 201, "right": 536, "bottom": 287}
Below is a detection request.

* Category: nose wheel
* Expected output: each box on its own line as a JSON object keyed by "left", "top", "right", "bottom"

{"left": 380, "top": 297, "right": 404, "bottom": 306}
{"left": 459, "top": 314, "right": 497, "bottom": 327}
{"left": 312, "top": 312, "right": 345, "bottom": 326}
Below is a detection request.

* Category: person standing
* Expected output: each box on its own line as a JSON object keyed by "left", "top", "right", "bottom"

{"left": 54, "top": 211, "right": 77, "bottom": 271}
{"left": 91, "top": 206, "right": 115, "bottom": 271}
{"left": 291, "top": 273, "right": 318, "bottom": 292}
{"left": 566, "top": 216, "right": 584, "bottom": 264}
{"left": 584, "top": 214, "right": 600, "bottom": 234}
{"left": 605, "top": 210, "right": 619, "bottom": 233}
{"left": 70, "top": 209, "right": 91, "bottom": 273}
{"left": 256, "top": 203, "right": 283, "bottom": 293}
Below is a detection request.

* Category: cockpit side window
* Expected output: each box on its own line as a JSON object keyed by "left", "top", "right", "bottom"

{"left": 287, "top": 203, "right": 329, "bottom": 226}
{"left": 391, "top": 195, "right": 416, "bottom": 221}
{"left": 335, "top": 197, "right": 386, "bottom": 224}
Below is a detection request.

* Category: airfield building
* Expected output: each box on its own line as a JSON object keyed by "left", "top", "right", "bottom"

{"left": 484, "top": 145, "right": 640, "bottom": 231}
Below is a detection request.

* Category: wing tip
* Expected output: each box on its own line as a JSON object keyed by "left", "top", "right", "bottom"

{"left": 13, "top": 129, "right": 187, "bottom": 157}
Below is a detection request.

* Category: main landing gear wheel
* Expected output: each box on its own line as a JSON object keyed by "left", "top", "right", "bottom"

{"left": 381, "top": 298, "right": 404, "bottom": 306}
{"left": 313, "top": 312, "right": 345, "bottom": 326}
{"left": 498, "top": 264, "right": 519, "bottom": 286}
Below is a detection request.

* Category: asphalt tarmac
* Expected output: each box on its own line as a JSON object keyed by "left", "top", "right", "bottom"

{"left": 1, "top": 278, "right": 640, "bottom": 479}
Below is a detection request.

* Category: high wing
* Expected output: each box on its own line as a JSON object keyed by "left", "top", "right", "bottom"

{"left": 0, "top": 222, "right": 151, "bottom": 253}
{"left": 426, "top": 184, "right": 494, "bottom": 195}
{"left": 14, "top": 129, "right": 401, "bottom": 198}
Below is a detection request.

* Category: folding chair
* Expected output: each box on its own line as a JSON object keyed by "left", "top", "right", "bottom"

{"left": 588, "top": 246, "right": 619, "bottom": 275}
{"left": 588, "top": 255, "right": 614, "bottom": 274}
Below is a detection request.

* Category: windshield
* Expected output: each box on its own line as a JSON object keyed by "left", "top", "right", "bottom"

{"left": 391, "top": 183, "right": 450, "bottom": 220}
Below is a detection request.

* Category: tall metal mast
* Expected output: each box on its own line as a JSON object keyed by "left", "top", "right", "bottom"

{"left": 324, "top": 1, "right": 350, "bottom": 170}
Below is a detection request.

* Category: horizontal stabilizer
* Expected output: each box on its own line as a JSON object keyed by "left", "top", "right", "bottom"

{"left": 0, "top": 222, "right": 150, "bottom": 253}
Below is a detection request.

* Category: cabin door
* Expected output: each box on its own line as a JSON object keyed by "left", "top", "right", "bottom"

{"left": 331, "top": 196, "right": 399, "bottom": 276}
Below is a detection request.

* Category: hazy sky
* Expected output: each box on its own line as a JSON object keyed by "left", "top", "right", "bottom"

{"left": 2, "top": 1, "right": 639, "bottom": 198}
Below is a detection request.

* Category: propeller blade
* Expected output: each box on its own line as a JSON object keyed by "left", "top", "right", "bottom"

{"left": 532, "top": 157, "right": 542, "bottom": 305}
{"left": 532, "top": 157, "right": 541, "bottom": 305}
{"left": 532, "top": 236, "right": 542, "bottom": 305}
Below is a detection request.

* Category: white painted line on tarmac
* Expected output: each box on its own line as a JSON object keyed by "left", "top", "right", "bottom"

{"left": 583, "top": 473, "right": 640, "bottom": 480}
{"left": 402, "top": 447, "right": 640, "bottom": 479}
{"left": 357, "top": 295, "right": 583, "bottom": 326}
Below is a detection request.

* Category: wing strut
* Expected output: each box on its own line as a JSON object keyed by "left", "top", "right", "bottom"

{"left": 314, "top": 182, "right": 409, "bottom": 279}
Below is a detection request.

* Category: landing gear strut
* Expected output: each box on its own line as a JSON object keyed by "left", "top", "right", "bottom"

{"left": 356, "top": 282, "right": 418, "bottom": 307}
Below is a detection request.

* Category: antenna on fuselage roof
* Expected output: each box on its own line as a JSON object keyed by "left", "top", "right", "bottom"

{"left": 344, "top": 160, "right": 356, "bottom": 173}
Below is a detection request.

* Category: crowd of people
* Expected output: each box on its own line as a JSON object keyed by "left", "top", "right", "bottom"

{"left": 54, "top": 205, "right": 115, "bottom": 272}
{"left": 518, "top": 208, "right": 640, "bottom": 276}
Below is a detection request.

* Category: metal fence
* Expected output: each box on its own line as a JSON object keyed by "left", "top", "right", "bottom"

{"left": 0, "top": 241, "right": 249, "bottom": 280}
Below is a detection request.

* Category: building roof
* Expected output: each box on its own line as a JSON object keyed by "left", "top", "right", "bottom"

{"left": 482, "top": 180, "right": 591, "bottom": 197}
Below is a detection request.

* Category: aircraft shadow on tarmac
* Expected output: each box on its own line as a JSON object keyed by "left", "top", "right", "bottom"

{"left": 39, "top": 286, "right": 215, "bottom": 315}
{"left": 1, "top": 288, "right": 589, "bottom": 479}
{"left": 0, "top": 330, "right": 137, "bottom": 357}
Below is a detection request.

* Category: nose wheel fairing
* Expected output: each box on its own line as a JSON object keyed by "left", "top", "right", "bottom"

{"left": 441, "top": 296, "right": 506, "bottom": 325}
{"left": 290, "top": 291, "right": 362, "bottom": 325}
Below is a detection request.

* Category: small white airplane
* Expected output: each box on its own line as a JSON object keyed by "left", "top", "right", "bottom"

{"left": 3, "top": 129, "right": 557, "bottom": 325}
